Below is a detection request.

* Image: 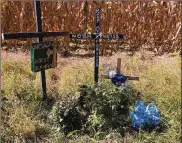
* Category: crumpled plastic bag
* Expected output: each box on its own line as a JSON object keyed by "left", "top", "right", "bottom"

{"left": 130, "top": 101, "right": 160, "bottom": 129}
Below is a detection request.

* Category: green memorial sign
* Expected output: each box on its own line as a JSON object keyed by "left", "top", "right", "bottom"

{"left": 30, "top": 41, "right": 57, "bottom": 72}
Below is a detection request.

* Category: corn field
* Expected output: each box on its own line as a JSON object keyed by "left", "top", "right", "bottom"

{"left": 1, "top": 1, "right": 181, "bottom": 55}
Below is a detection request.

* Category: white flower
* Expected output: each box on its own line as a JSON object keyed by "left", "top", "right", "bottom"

{"left": 108, "top": 70, "right": 116, "bottom": 78}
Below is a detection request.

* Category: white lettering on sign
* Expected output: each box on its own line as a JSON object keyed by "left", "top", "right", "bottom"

{"left": 34, "top": 64, "right": 53, "bottom": 71}
{"left": 95, "top": 26, "right": 100, "bottom": 33}
{"left": 116, "top": 34, "right": 119, "bottom": 39}
{"left": 96, "top": 44, "right": 99, "bottom": 50}
{"left": 35, "top": 57, "right": 51, "bottom": 64}
{"left": 95, "top": 8, "right": 100, "bottom": 14}
{"left": 72, "top": 34, "right": 77, "bottom": 38}
{"left": 82, "top": 34, "right": 86, "bottom": 39}
{"left": 101, "top": 34, "right": 120, "bottom": 39}
{"left": 71, "top": 34, "right": 93, "bottom": 39}
{"left": 77, "top": 34, "right": 81, "bottom": 38}
{"left": 88, "top": 34, "right": 91, "bottom": 38}
{"left": 96, "top": 14, "right": 100, "bottom": 23}
{"left": 95, "top": 8, "right": 100, "bottom": 24}
{"left": 82, "top": 34, "right": 92, "bottom": 38}
{"left": 101, "top": 35, "right": 106, "bottom": 38}
{"left": 33, "top": 42, "right": 53, "bottom": 49}
{"left": 95, "top": 38, "right": 99, "bottom": 67}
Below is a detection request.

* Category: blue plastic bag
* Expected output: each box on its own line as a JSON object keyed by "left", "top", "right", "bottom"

{"left": 130, "top": 101, "right": 160, "bottom": 129}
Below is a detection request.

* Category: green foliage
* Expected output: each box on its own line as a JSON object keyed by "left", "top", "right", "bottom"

{"left": 50, "top": 84, "right": 140, "bottom": 139}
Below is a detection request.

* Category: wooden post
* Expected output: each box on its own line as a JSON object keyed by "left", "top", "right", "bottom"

{"left": 34, "top": 1, "right": 47, "bottom": 100}
{"left": 116, "top": 58, "right": 121, "bottom": 74}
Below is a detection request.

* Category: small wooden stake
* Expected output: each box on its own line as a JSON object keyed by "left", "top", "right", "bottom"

{"left": 116, "top": 58, "right": 121, "bottom": 74}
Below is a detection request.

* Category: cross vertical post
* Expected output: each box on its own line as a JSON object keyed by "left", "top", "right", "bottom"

{"left": 34, "top": 1, "right": 47, "bottom": 100}
{"left": 94, "top": 8, "right": 100, "bottom": 83}
{"left": 116, "top": 58, "right": 121, "bottom": 74}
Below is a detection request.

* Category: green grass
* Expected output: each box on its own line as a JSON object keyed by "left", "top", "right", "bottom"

{"left": 1, "top": 52, "right": 181, "bottom": 143}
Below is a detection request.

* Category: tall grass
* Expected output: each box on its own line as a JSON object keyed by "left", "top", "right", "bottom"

{"left": 58, "top": 58, "right": 94, "bottom": 95}
{"left": 132, "top": 56, "right": 181, "bottom": 143}
{"left": 1, "top": 51, "right": 181, "bottom": 142}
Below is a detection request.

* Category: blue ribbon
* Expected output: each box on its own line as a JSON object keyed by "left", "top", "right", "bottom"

{"left": 111, "top": 73, "right": 127, "bottom": 86}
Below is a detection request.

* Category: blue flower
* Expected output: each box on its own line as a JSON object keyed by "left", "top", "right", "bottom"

{"left": 130, "top": 102, "right": 160, "bottom": 129}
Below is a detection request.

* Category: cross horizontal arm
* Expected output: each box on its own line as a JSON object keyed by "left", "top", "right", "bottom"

{"left": 125, "top": 76, "right": 139, "bottom": 80}
{"left": 100, "top": 74, "right": 110, "bottom": 79}
{"left": 2, "top": 31, "right": 69, "bottom": 40}
{"left": 70, "top": 33, "right": 124, "bottom": 39}
{"left": 100, "top": 75, "right": 139, "bottom": 81}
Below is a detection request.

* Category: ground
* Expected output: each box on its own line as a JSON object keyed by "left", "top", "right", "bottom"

{"left": 1, "top": 50, "right": 181, "bottom": 143}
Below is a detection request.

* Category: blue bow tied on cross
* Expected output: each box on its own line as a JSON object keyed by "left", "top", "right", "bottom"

{"left": 111, "top": 73, "right": 127, "bottom": 86}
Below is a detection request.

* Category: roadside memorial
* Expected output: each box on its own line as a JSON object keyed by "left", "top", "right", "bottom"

{"left": 101, "top": 58, "right": 139, "bottom": 86}
{"left": 70, "top": 8, "right": 124, "bottom": 84}
{"left": 2, "top": 1, "right": 69, "bottom": 100}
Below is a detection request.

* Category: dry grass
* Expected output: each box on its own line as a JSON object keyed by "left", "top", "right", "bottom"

{"left": 1, "top": 1, "right": 181, "bottom": 54}
{"left": 1, "top": 50, "right": 181, "bottom": 142}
